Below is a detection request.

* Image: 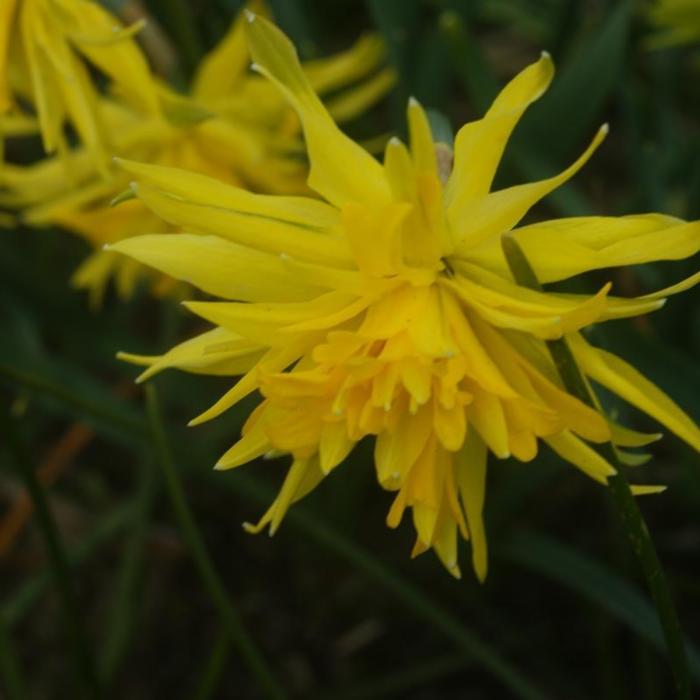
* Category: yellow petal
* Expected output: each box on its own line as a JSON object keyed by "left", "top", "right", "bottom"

{"left": 325, "top": 67, "right": 395, "bottom": 123}
{"left": 109, "top": 234, "right": 326, "bottom": 302}
{"left": 216, "top": 418, "right": 272, "bottom": 470}
{"left": 192, "top": 1, "right": 264, "bottom": 100}
{"left": 450, "top": 124, "right": 608, "bottom": 250}
{"left": 469, "top": 391, "right": 510, "bottom": 459}
{"left": 407, "top": 98, "right": 437, "bottom": 177}
{"left": 184, "top": 292, "right": 359, "bottom": 343}
{"left": 630, "top": 485, "right": 667, "bottom": 496}
{"left": 342, "top": 202, "right": 410, "bottom": 277}
{"left": 454, "top": 430, "right": 488, "bottom": 581}
{"left": 64, "top": 0, "right": 160, "bottom": 117}
{"left": 570, "top": 335, "right": 700, "bottom": 453}
{"left": 609, "top": 422, "right": 662, "bottom": 448}
{"left": 462, "top": 214, "right": 697, "bottom": 284}
{"left": 446, "top": 52, "right": 553, "bottom": 208}
{"left": 0, "top": 0, "right": 18, "bottom": 112}
{"left": 304, "top": 33, "right": 386, "bottom": 94}
{"left": 129, "top": 182, "right": 354, "bottom": 269}
{"left": 118, "top": 327, "right": 262, "bottom": 382}
{"left": 383, "top": 137, "right": 415, "bottom": 201}
{"left": 244, "top": 456, "right": 324, "bottom": 535}
{"left": 319, "top": 420, "right": 354, "bottom": 474}
{"left": 545, "top": 431, "right": 616, "bottom": 484}
{"left": 117, "top": 158, "right": 341, "bottom": 230}
{"left": 189, "top": 342, "right": 310, "bottom": 426}
{"left": 244, "top": 13, "right": 390, "bottom": 206}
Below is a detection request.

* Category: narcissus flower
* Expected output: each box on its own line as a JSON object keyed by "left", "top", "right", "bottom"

{"left": 0, "top": 3, "right": 393, "bottom": 303}
{"left": 647, "top": 0, "right": 700, "bottom": 48}
{"left": 0, "top": 0, "right": 158, "bottom": 165}
{"left": 112, "top": 15, "right": 700, "bottom": 579}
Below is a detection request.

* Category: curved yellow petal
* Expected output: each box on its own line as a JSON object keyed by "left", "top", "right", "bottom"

{"left": 128, "top": 182, "right": 353, "bottom": 268}
{"left": 455, "top": 431, "right": 488, "bottom": 582}
{"left": 446, "top": 51, "right": 554, "bottom": 208}
{"left": 545, "top": 431, "right": 616, "bottom": 484}
{"left": 461, "top": 214, "right": 697, "bottom": 283}
{"left": 243, "top": 456, "right": 324, "bottom": 534}
{"left": 570, "top": 334, "right": 700, "bottom": 453}
{"left": 192, "top": 1, "right": 265, "bottom": 100}
{"left": 450, "top": 124, "right": 608, "bottom": 250}
{"left": 118, "top": 327, "right": 263, "bottom": 382}
{"left": 244, "top": 13, "right": 390, "bottom": 206}
{"left": 109, "top": 234, "right": 326, "bottom": 302}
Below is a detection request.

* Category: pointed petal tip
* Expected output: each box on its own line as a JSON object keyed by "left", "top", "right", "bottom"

{"left": 408, "top": 95, "right": 420, "bottom": 107}
{"left": 244, "top": 9, "right": 256, "bottom": 22}
{"left": 540, "top": 50, "right": 551, "bottom": 59}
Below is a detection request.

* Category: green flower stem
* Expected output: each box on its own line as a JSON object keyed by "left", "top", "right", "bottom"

{"left": 144, "top": 385, "right": 286, "bottom": 700}
{"left": 501, "top": 232, "right": 691, "bottom": 699}
{"left": 99, "top": 456, "right": 157, "bottom": 681}
{"left": 192, "top": 626, "right": 232, "bottom": 700}
{"left": 0, "top": 402, "right": 101, "bottom": 699}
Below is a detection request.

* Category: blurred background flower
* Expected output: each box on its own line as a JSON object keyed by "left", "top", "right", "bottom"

{"left": 0, "top": 1, "right": 393, "bottom": 304}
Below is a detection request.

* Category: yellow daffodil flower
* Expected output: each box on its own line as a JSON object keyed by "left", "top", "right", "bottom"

{"left": 0, "top": 3, "right": 393, "bottom": 304}
{"left": 0, "top": 0, "right": 158, "bottom": 165}
{"left": 110, "top": 15, "right": 700, "bottom": 579}
{"left": 647, "top": 0, "right": 700, "bottom": 48}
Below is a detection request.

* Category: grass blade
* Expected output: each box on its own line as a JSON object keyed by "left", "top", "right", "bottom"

{"left": 145, "top": 385, "right": 287, "bottom": 700}
{"left": 192, "top": 626, "right": 233, "bottom": 700}
{"left": 99, "top": 457, "right": 157, "bottom": 681}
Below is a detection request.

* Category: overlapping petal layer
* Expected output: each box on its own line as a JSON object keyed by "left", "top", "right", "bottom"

{"left": 112, "top": 15, "right": 700, "bottom": 578}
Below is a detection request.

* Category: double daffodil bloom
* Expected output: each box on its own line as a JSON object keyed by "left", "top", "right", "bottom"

{"left": 111, "top": 15, "right": 700, "bottom": 579}
{"left": 0, "top": 0, "right": 158, "bottom": 165}
{"left": 0, "top": 3, "right": 393, "bottom": 304}
{"left": 647, "top": 0, "right": 700, "bottom": 48}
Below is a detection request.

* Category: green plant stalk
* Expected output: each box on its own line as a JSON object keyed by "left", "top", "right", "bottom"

{"left": 99, "top": 456, "right": 157, "bottom": 680}
{"left": 144, "top": 385, "right": 286, "bottom": 700}
{"left": 193, "top": 626, "right": 232, "bottom": 700}
{"left": 501, "top": 233, "right": 691, "bottom": 699}
{"left": 0, "top": 403, "right": 101, "bottom": 699}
